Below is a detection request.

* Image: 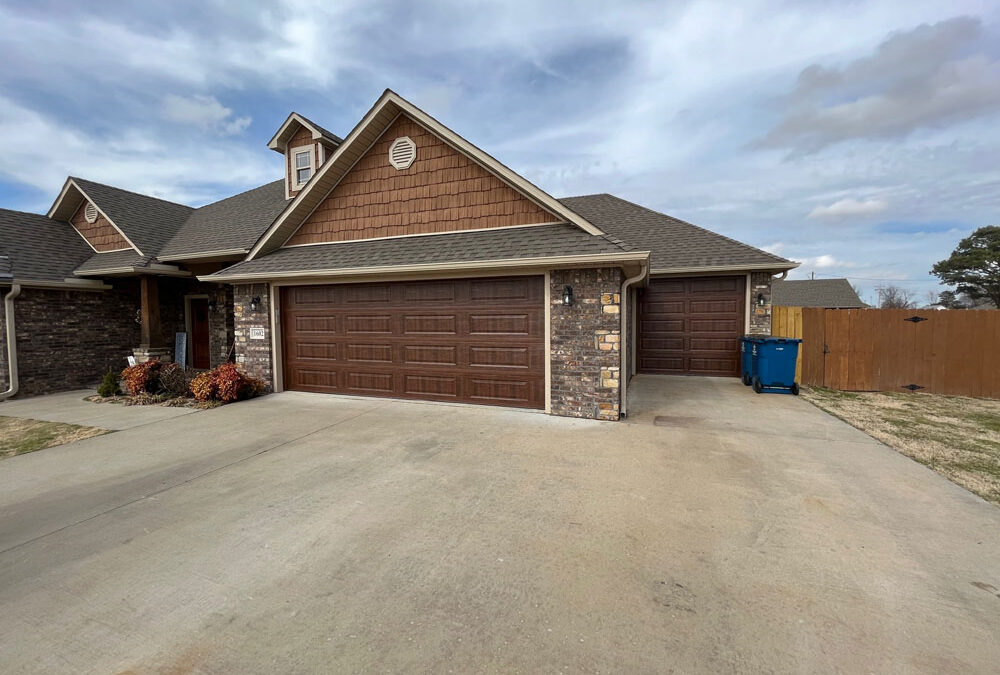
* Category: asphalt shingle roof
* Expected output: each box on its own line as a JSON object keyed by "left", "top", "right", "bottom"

{"left": 71, "top": 177, "right": 194, "bottom": 256}
{"left": 212, "top": 223, "right": 630, "bottom": 277}
{"left": 559, "top": 193, "right": 794, "bottom": 271}
{"left": 158, "top": 180, "right": 289, "bottom": 259}
{"left": 296, "top": 113, "right": 344, "bottom": 146}
{"left": 0, "top": 208, "right": 93, "bottom": 282}
{"left": 74, "top": 250, "right": 156, "bottom": 275}
{"left": 771, "top": 279, "right": 867, "bottom": 308}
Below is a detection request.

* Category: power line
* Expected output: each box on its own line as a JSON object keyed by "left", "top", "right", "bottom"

{"left": 800, "top": 271, "right": 932, "bottom": 283}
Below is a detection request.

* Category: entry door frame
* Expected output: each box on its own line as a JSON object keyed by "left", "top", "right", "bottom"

{"left": 184, "top": 293, "right": 211, "bottom": 368}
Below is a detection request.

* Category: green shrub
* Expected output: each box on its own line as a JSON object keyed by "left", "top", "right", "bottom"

{"left": 97, "top": 369, "right": 121, "bottom": 397}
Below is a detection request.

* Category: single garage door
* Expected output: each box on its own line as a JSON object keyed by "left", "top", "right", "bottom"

{"left": 280, "top": 276, "right": 545, "bottom": 409}
{"left": 638, "top": 276, "right": 745, "bottom": 377}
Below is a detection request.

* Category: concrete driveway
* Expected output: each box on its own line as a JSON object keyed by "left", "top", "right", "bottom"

{"left": 1, "top": 377, "right": 998, "bottom": 673}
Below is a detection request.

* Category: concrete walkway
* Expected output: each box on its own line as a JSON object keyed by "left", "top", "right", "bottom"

{"left": 0, "top": 389, "right": 198, "bottom": 429}
{"left": 0, "top": 380, "right": 998, "bottom": 673}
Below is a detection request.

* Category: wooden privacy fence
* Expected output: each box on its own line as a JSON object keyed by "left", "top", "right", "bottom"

{"left": 771, "top": 307, "right": 1000, "bottom": 398}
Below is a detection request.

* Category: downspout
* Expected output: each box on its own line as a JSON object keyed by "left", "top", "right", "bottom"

{"left": 619, "top": 262, "right": 648, "bottom": 419}
{"left": 0, "top": 283, "right": 22, "bottom": 401}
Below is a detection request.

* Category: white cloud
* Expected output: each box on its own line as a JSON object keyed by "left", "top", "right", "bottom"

{"left": 808, "top": 198, "right": 889, "bottom": 220}
{"left": 162, "top": 94, "right": 251, "bottom": 135}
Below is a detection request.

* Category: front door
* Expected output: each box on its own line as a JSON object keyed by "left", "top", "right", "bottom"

{"left": 190, "top": 298, "right": 211, "bottom": 369}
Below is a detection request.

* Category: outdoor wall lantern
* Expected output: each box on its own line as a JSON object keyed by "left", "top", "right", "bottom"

{"left": 562, "top": 285, "right": 574, "bottom": 306}
{"left": 249, "top": 296, "right": 261, "bottom": 313}
{"left": 207, "top": 299, "right": 218, "bottom": 313}
{"left": 756, "top": 292, "right": 766, "bottom": 307}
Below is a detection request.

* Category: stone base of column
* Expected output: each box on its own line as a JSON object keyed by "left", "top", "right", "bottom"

{"left": 133, "top": 346, "right": 172, "bottom": 364}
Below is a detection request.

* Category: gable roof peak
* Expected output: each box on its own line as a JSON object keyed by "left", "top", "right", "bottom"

{"left": 249, "top": 89, "right": 603, "bottom": 259}
{"left": 267, "top": 111, "right": 344, "bottom": 153}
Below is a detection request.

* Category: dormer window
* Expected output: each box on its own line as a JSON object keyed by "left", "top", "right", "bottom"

{"left": 293, "top": 147, "right": 314, "bottom": 188}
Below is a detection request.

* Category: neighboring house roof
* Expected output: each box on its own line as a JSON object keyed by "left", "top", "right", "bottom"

{"left": 0, "top": 208, "right": 93, "bottom": 282}
{"left": 771, "top": 279, "right": 866, "bottom": 308}
{"left": 561, "top": 194, "right": 794, "bottom": 273}
{"left": 207, "top": 223, "right": 642, "bottom": 281}
{"left": 158, "top": 180, "right": 290, "bottom": 260}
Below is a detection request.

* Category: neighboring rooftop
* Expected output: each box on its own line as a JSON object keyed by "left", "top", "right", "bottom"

{"left": 0, "top": 208, "right": 93, "bottom": 282}
{"left": 771, "top": 278, "right": 867, "bottom": 308}
{"left": 561, "top": 194, "right": 795, "bottom": 272}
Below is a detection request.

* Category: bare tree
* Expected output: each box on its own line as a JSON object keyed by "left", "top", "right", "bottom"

{"left": 877, "top": 285, "right": 915, "bottom": 309}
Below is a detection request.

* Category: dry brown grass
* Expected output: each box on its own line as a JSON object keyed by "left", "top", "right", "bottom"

{"left": 0, "top": 416, "right": 108, "bottom": 459}
{"left": 802, "top": 387, "right": 1000, "bottom": 505}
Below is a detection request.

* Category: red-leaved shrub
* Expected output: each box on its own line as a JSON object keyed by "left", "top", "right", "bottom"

{"left": 190, "top": 363, "right": 266, "bottom": 403}
{"left": 120, "top": 359, "right": 164, "bottom": 395}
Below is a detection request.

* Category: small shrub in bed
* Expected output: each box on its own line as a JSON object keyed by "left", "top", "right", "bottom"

{"left": 97, "top": 369, "right": 121, "bottom": 397}
{"left": 157, "top": 363, "right": 191, "bottom": 398}
{"left": 120, "top": 359, "right": 164, "bottom": 395}
{"left": 191, "top": 363, "right": 266, "bottom": 403}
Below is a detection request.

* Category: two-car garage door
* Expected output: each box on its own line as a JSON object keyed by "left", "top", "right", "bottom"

{"left": 280, "top": 276, "right": 545, "bottom": 409}
{"left": 638, "top": 276, "right": 746, "bottom": 377}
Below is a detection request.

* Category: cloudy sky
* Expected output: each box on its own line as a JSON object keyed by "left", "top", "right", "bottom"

{"left": 1, "top": 0, "right": 998, "bottom": 303}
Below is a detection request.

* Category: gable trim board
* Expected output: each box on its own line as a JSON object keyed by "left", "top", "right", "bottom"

{"left": 47, "top": 178, "right": 143, "bottom": 255}
{"left": 201, "top": 250, "right": 650, "bottom": 283}
{"left": 267, "top": 112, "right": 344, "bottom": 151}
{"left": 248, "top": 91, "right": 603, "bottom": 260}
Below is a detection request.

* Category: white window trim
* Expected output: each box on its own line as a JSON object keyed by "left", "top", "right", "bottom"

{"left": 290, "top": 145, "right": 316, "bottom": 190}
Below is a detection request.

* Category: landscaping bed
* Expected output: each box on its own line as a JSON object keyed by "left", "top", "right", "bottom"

{"left": 802, "top": 387, "right": 1000, "bottom": 505}
{"left": 1, "top": 416, "right": 108, "bottom": 459}
{"left": 92, "top": 360, "right": 266, "bottom": 408}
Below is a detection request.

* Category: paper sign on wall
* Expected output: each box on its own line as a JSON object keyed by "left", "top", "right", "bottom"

{"left": 249, "top": 328, "right": 265, "bottom": 340}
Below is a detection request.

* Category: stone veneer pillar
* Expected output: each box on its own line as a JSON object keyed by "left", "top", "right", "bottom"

{"left": 233, "top": 283, "right": 274, "bottom": 390}
{"left": 748, "top": 272, "right": 773, "bottom": 336}
{"left": 549, "top": 268, "right": 623, "bottom": 421}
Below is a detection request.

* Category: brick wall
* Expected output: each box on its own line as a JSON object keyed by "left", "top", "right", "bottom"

{"left": 3, "top": 283, "right": 141, "bottom": 397}
{"left": 549, "top": 268, "right": 623, "bottom": 421}
{"left": 233, "top": 283, "right": 273, "bottom": 389}
{"left": 749, "top": 272, "right": 773, "bottom": 335}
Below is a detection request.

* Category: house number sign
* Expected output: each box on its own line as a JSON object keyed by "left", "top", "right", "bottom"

{"left": 249, "top": 328, "right": 265, "bottom": 340}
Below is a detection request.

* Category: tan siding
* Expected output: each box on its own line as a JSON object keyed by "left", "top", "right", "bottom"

{"left": 71, "top": 203, "right": 130, "bottom": 251}
{"left": 284, "top": 115, "right": 559, "bottom": 246}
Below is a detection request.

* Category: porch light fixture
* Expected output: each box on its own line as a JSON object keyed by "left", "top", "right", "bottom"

{"left": 756, "top": 292, "right": 766, "bottom": 307}
{"left": 249, "top": 296, "right": 261, "bottom": 313}
{"left": 207, "top": 299, "right": 217, "bottom": 313}
{"left": 562, "top": 285, "right": 574, "bottom": 306}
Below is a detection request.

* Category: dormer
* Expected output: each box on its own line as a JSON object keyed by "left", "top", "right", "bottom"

{"left": 267, "top": 112, "right": 343, "bottom": 200}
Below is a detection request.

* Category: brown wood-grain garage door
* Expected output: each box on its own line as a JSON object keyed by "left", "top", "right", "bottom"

{"left": 280, "top": 276, "right": 545, "bottom": 409}
{"left": 638, "top": 276, "right": 745, "bottom": 377}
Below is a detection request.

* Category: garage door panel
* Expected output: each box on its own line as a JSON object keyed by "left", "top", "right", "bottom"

{"left": 404, "top": 374, "right": 459, "bottom": 398}
{"left": 639, "top": 276, "right": 745, "bottom": 377}
{"left": 402, "top": 314, "right": 458, "bottom": 335}
{"left": 281, "top": 277, "right": 544, "bottom": 409}
{"left": 403, "top": 345, "right": 458, "bottom": 366}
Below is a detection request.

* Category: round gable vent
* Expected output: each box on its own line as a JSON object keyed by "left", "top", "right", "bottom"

{"left": 84, "top": 202, "right": 98, "bottom": 224}
{"left": 388, "top": 136, "right": 417, "bottom": 170}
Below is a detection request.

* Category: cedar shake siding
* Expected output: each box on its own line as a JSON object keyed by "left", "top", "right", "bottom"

{"left": 286, "top": 127, "right": 322, "bottom": 198}
{"left": 283, "top": 114, "right": 559, "bottom": 247}
{"left": 70, "top": 203, "right": 130, "bottom": 251}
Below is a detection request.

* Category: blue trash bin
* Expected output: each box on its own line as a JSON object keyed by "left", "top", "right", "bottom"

{"left": 751, "top": 337, "right": 802, "bottom": 395}
{"left": 738, "top": 337, "right": 758, "bottom": 386}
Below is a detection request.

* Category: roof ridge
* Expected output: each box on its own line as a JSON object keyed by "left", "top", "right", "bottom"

{"left": 596, "top": 193, "right": 792, "bottom": 265}
{"left": 192, "top": 179, "right": 286, "bottom": 211}
{"left": 70, "top": 176, "right": 194, "bottom": 211}
{"left": 0, "top": 206, "right": 59, "bottom": 219}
